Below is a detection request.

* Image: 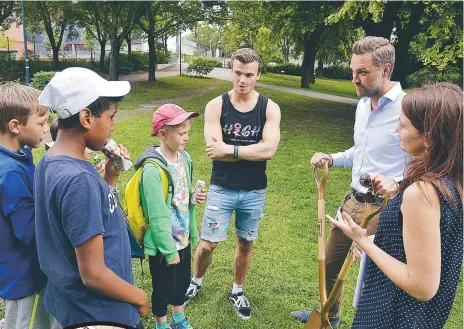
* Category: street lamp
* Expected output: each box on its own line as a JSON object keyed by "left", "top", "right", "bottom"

{"left": 21, "top": 0, "right": 30, "bottom": 84}
{"left": 179, "top": 31, "right": 182, "bottom": 76}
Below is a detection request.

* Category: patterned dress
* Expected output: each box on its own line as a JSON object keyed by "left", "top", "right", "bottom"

{"left": 352, "top": 179, "right": 463, "bottom": 329}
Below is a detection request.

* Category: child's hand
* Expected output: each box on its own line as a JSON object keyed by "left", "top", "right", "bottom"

{"left": 136, "top": 288, "right": 149, "bottom": 317}
{"left": 167, "top": 255, "right": 180, "bottom": 266}
{"left": 95, "top": 160, "right": 105, "bottom": 177}
{"left": 196, "top": 189, "right": 206, "bottom": 204}
{"left": 105, "top": 144, "right": 131, "bottom": 177}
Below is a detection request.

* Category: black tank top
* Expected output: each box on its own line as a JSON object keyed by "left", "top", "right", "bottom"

{"left": 210, "top": 92, "right": 268, "bottom": 190}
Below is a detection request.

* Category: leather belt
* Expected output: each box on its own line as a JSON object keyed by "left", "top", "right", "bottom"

{"left": 352, "top": 189, "right": 384, "bottom": 205}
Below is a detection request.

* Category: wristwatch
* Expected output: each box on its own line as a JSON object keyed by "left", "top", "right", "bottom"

{"left": 233, "top": 145, "right": 239, "bottom": 158}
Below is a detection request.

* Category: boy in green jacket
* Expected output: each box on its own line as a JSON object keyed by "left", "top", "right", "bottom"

{"left": 134, "top": 104, "right": 205, "bottom": 329}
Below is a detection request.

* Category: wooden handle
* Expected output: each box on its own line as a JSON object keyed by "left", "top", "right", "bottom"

{"left": 314, "top": 162, "right": 329, "bottom": 321}
{"left": 322, "top": 197, "right": 390, "bottom": 315}
{"left": 314, "top": 162, "right": 329, "bottom": 200}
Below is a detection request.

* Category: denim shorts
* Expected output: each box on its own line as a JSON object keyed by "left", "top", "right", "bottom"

{"left": 200, "top": 184, "right": 266, "bottom": 242}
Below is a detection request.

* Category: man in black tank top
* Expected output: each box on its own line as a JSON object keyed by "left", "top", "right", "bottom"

{"left": 184, "top": 49, "right": 281, "bottom": 320}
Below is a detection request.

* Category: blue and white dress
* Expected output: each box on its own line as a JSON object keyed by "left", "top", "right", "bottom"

{"left": 352, "top": 179, "right": 463, "bottom": 329}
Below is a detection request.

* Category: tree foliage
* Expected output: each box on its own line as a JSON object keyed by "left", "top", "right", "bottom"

{"left": 25, "top": 1, "right": 80, "bottom": 70}
{"left": 326, "top": 1, "right": 463, "bottom": 82}
{"left": 0, "top": 1, "right": 16, "bottom": 29}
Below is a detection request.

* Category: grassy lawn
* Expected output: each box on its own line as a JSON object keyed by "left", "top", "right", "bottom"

{"left": 259, "top": 73, "right": 359, "bottom": 99}
{"left": 5, "top": 80, "right": 461, "bottom": 329}
{"left": 118, "top": 75, "right": 219, "bottom": 110}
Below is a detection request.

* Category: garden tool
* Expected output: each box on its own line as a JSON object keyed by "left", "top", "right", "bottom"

{"left": 304, "top": 162, "right": 332, "bottom": 329}
{"left": 305, "top": 174, "right": 389, "bottom": 329}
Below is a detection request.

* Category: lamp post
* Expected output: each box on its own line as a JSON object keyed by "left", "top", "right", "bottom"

{"left": 179, "top": 31, "right": 182, "bottom": 76}
{"left": 21, "top": 0, "right": 30, "bottom": 84}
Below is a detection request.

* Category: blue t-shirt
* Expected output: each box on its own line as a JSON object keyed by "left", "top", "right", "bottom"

{"left": 34, "top": 155, "right": 140, "bottom": 327}
{"left": 0, "top": 145, "right": 46, "bottom": 299}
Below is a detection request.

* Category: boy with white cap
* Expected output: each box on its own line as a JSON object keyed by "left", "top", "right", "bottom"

{"left": 35, "top": 67, "right": 148, "bottom": 328}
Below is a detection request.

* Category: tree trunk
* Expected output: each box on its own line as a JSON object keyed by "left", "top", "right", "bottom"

{"left": 99, "top": 39, "right": 106, "bottom": 72}
{"left": 390, "top": 2, "right": 426, "bottom": 83}
{"left": 301, "top": 33, "right": 311, "bottom": 88}
{"left": 52, "top": 48, "right": 59, "bottom": 71}
{"left": 301, "top": 23, "right": 325, "bottom": 88}
{"left": 147, "top": 5, "right": 156, "bottom": 82}
{"left": 147, "top": 36, "right": 157, "bottom": 81}
{"left": 309, "top": 57, "right": 316, "bottom": 83}
{"left": 281, "top": 37, "right": 290, "bottom": 62}
{"left": 126, "top": 36, "right": 132, "bottom": 62}
{"left": 109, "top": 38, "right": 120, "bottom": 81}
{"left": 317, "top": 59, "right": 324, "bottom": 77}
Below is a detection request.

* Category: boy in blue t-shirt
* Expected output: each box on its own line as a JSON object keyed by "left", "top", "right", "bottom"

{"left": 35, "top": 67, "right": 148, "bottom": 328}
{"left": 0, "top": 84, "right": 60, "bottom": 329}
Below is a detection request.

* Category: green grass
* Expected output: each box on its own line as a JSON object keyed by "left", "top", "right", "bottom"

{"left": 6, "top": 80, "right": 461, "bottom": 329}
{"left": 111, "top": 82, "right": 462, "bottom": 329}
{"left": 259, "top": 73, "right": 359, "bottom": 99}
{"left": 118, "top": 75, "right": 219, "bottom": 110}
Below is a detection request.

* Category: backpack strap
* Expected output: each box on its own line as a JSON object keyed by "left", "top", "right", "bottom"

{"left": 143, "top": 159, "right": 170, "bottom": 200}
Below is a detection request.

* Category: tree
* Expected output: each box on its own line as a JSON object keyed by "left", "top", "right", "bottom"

{"left": 221, "top": 1, "right": 265, "bottom": 52}
{"left": 78, "top": 5, "right": 109, "bottom": 72}
{"left": 82, "top": 29, "right": 97, "bottom": 61}
{"left": 255, "top": 27, "right": 283, "bottom": 64}
{"left": 187, "top": 23, "right": 223, "bottom": 55}
{"left": 26, "top": 1, "right": 79, "bottom": 70}
{"left": 87, "top": 1, "right": 148, "bottom": 80}
{"left": 138, "top": 1, "right": 227, "bottom": 81}
{"left": 265, "top": 1, "right": 342, "bottom": 88}
{"left": 0, "top": 1, "right": 16, "bottom": 29}
{"left": 409, "top": 1, "right": 463, "bottom": 73}
{"left": 124, "top": 25, "right": 144, "bottom": 63}
{"left": 326, "top": 1, "right": 463, "bottom": 83}
{"left": 316, "top": 20, "right": 364, "bottom": 74}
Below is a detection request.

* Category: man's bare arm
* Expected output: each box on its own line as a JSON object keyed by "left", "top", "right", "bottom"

{"left": 234, "top": 100, "right": 281, "bottom": 161}
{"left": 204, "top": 97, "right": 240, "bottom": 162}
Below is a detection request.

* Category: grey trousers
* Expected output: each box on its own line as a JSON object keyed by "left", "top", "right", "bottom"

{"left": 4, "top": 289, "right": 61, "bottom": 329}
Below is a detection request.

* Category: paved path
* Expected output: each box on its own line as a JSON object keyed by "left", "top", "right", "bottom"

{"left": 114, "top": 81, "right": 222, "bottom": 123}
{"left": 122, "top": 65, "right": 358, "bottom": 105}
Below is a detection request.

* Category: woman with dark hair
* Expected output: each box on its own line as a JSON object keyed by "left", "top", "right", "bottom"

{"left": 329, "top": 82, "right": 463, "bottom": 329}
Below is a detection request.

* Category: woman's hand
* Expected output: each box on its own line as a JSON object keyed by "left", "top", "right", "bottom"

{"left": 326, "top": 209, "right": 368, "bottom": 244}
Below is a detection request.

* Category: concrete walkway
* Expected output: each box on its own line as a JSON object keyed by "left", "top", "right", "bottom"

{"left": 114, "top": 81, "right": 222, "bottom": 123}
{"left": 122, "top": 65, "right": 358, "bottom": 105}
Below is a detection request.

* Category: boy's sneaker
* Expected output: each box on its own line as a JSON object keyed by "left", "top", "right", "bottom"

{"left": 169, "top": 317, "right": 194, "bottom": 329}
{"left": 184, "top": 279, "right": 201, "bottom": 305}
{"left": 228, "top": 292, "right": 251, "bottom": 320}
{"left": 291, "top": 310, "right": 340, "bottom": 328}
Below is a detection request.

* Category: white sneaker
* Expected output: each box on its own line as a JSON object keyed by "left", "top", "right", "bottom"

{"left": 184, "top": 279, "right": 201, "bottom": 305}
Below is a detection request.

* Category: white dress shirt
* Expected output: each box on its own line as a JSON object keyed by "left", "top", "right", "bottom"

{"left": 331, "top": 82, "right": 410, "bottom": 194}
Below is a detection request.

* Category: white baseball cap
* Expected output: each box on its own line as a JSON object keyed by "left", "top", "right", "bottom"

{"left": 39, "top": 67, "right": 131, "bottom": 119}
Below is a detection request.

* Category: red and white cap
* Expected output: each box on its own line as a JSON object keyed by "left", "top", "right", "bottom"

{"left": 151, "top": 104, "right": 200, "bottom": 136}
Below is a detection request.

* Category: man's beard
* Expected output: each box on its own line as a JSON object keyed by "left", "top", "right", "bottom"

{"left": 358, "top": 73, "right": 382, "bottom": 98}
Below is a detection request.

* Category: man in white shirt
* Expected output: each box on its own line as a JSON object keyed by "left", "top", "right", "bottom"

{"left": 292, "top": 37, "right": 409, "bottom": 328}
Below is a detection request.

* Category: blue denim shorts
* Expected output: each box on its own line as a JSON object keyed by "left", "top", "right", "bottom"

{"left": 200, "top": 184, "right": 266, "bottom": 242}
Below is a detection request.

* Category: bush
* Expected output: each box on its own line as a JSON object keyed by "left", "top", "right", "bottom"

{"left": 30, "top": 71, "right": 56, "bottom": 90}
{"left": 0, "top": 54, "right": 22, "bottom": 82}
{"left": 186, "top": 57, "right": 216, "bottom": 76}
{"left": 0, "top": 56, "right": 98, "bottom": 82}
{"left": 404, "top": 65, "right": 463, "bottom": 89}
{"left": 322, "top": 66, "right": 352, "bottom": 80}
{"left": 156, "top": 49, "right": 170, "bottom": 64}
{"left": 265, "top": 62, "right": 302, "bottom": 76}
